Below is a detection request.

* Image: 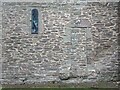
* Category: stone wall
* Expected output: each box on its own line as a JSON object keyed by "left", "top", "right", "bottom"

{"left": 2, "top": 2, "right": 119, "bottom": 84}
{"left": 0, "top": 1, "right": 2, "bottom": 86}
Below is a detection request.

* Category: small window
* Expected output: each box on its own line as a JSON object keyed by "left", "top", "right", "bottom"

{"left": 31, "top": 9, "right": 39, "bottom": 34}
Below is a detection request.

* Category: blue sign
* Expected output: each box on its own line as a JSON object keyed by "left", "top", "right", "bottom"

{"left": 31, "top": 9, "right": 39, "bottom": 34}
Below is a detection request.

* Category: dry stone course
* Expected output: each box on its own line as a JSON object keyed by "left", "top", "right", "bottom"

{"left": 0, "top": 1, "right": 119, "bottom": 85}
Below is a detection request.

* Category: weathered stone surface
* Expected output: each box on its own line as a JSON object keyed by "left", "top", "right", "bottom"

{"left": 1, "top": 1, "right": 118, "bottom": 85}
